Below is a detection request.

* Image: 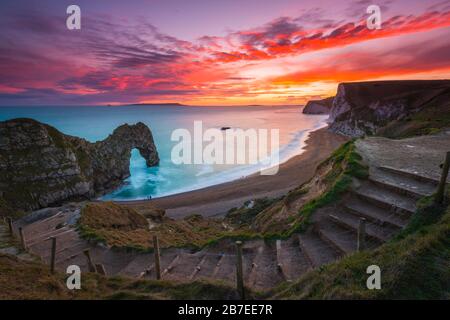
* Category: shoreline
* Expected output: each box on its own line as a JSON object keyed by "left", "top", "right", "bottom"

{"left": 109, "top": 119, "right": 328, "bottom": 201}
{"left": 121, "top": 126, "right": 349, "bottom": 219}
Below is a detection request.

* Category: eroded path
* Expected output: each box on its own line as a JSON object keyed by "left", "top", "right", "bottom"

{"left": 10, "top": 131, "right": 450, "bottom": 291}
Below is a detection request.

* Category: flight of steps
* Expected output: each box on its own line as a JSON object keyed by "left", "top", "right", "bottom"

{"left": 8, "top": 166, "right": 439, "bottom": 291}
{"left": 298, "top": 165, "right": 438, "bottom": 264}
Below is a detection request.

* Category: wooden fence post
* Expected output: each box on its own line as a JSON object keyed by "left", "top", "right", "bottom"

{"left": 7, "top": 217, "right": 13, "bottom": 235}
{"left": 435, "top": 151, "right": 450, "bottom": 204}
{"left": 235, "top": 240, "right": 245, "bottom": 300}
{"left": 357, "top": 218, "right": 366, "bottom": 252}
{"left": 18, "top": 227, "right": 27, "bottom": 250}
{"left": 83, "top": 249, "right": 96, "bottom": 272}
{"left": 50, "top": 237, "right": 57, "bottom": 274}
{"left": 153, "top": 235, "right": 161, "bottom": 280}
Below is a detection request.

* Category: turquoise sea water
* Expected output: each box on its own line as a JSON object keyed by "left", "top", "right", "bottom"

{"left": 0, "top": 105, "right": 328, "bottom": 200}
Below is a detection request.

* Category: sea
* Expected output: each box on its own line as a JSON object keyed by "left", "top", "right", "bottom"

{"left": 0, "top": 105, "right": 328, "bottom": 200}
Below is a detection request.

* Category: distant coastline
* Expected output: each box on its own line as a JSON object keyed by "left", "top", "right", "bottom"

{"left": 108, "top": 103, "right": 305, "bottom": 108}
{"left": 109, "top": 102, "right": 188, "bottom": 107}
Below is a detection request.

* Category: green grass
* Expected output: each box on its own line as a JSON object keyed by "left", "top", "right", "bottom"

{"left": 0, "top": 197, "right": 23, "bottom": 219}
{"left": 226, "top": 197, "right": 281, "bottom": 226}
{"left": 286, "top": 141, "right": 368, "bottom": 235}
{"left": 378, "top": 103, "right": 450, "bottom": 139}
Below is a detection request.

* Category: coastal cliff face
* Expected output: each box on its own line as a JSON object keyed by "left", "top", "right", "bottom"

{"left": 0, "top": 119, "right": 159, "bottom": 212}
{"left": 328, "top": 80, "right": 450, "bottom": 137}
{"left": 302, "top": 97, "right": 334, "bottom": 114}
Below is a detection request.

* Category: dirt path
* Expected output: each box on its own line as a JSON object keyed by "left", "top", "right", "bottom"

{"left": 356, "top": 130, "right": 450, "bottom": 182}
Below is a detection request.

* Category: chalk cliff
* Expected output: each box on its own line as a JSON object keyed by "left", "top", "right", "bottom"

{"left": 328, "top": 80, "right": 450, "bottom": 137}
{"left": 302, "top": 97, "right": 334, "bottom": 114}
{"left": 0, "top": 118, "right": 159, "bottom": 211}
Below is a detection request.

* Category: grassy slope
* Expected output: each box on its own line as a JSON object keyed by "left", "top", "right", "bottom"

{"left": 78, "top": 202, "right": 242, "bottom": 251}
{"left": 285, "top": 140, "right": 368, "bottom": 234}
{"left": 378, "top": 102, "right": 450, "bottom": 138}
{"left": 270, "top": 194, "right": 450, "bottom": 299}
{"left": 250, "top": 140, "right": 368, "bottom": 237}
{"left": 78, "top": 202, "right": 152, "bottom": 250}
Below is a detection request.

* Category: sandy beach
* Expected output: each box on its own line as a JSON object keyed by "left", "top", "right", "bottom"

{"left": 121, "top": 127, "right": 348, "bottom": 219}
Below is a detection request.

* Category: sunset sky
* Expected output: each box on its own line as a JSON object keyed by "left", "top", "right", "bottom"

{"left": 0, "top": 0, "right": 449, "bottom": 106}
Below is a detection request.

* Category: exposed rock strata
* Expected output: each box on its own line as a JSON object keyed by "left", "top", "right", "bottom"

{"left": 328, "top": 80, "right": 450, "bottom": 137}
{"left": 0, "top": 118, "right": 159, "bottom": 211}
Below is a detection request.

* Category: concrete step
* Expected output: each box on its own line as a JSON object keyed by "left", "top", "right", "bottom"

{"left": 189, "top": 255, "right": 208, "bottom": 280}
{"left": 192, "top": 250, "right": 224, "bottom": 280}
{"left": 344, "top": 197, "right": 407, "bottom": 229}
{"left": 297, "top": 231, "right": 341, "bottom": 268}
{"left": 328, "top": 212, "right": 391, "bottom": 243}
{"left": 246, "top": 242, "right": 283, "bottom": 290}
{"left": 26, "top": 226, "right": 74, "bottom": 247}
{"left": 354, "top": 183, "right": 417, "bottom": 217}
{"left": 378, "top": 166, "right": 440, "bottom": 186}
{"left": 369, "top": 168, "right": 436, "bottom": 199}
{"left": 54, "top": 242, "right": 95, "bottom": 271}
{"left": 276, "top": 238, "right": 310, "bottom": 281}
{"left": 118, "top": 253, "right": 154, "bottom": 278}
{"left": 88, "top": 247, "right": 137, "bottom": 276}
{"left": 20, "top": 211, "right": 64, "bottom": 231}
{"left": 137, "top": 249, "right": 181, "bottom": 280}
{"left": 48, "top": 243, "right": 102, "bottom": 273}
{"left": 164, "top": 252, "right": 205, "bottom": 281}
{"left": 315, "top": 222, "right": 358, "bottom": 255}
{"left": 17, "top": 214, "right": 67, "bottom": 241}
{"left": 28, "top": 228, "right": 81, "bottom": 261}
{"left": 211, "top": 252, "right": 236, "bottom": 284}
{"left": 161, "top": 254, "right": 181, "bottom": 278}
{"left": 44, "top": 239, "right": 88, "bottom": 262}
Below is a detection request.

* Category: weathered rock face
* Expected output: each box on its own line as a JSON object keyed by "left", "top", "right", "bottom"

{"left": 302, "top": 97, "right": 334, "bottom": 115}
{"left": 328, "top": 80, "right": 450, "bottom": 137}
{"left": 0, "top": 118, "right": 159, "bottom": 211}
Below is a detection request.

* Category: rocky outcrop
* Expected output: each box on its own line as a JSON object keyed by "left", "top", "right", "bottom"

{"left": 0, "top": 118, "right": 159, "bottom": 212}
{"left": 302, "top": 97, "right": 334, "bottom": 114}
{"left": 328, "top": 80, "right": 450, "bottom": 137}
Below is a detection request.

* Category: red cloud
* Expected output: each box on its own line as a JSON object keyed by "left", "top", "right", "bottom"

{"left": 207, "top": 10, "right": 450, "bottom": 64}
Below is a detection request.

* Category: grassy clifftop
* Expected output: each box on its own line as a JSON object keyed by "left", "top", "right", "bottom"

{"left": 378, "top": 102, "right": 450, "bottom": 139}
{"left": 78, "top": 202, "right": 236, "bottom": 250}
